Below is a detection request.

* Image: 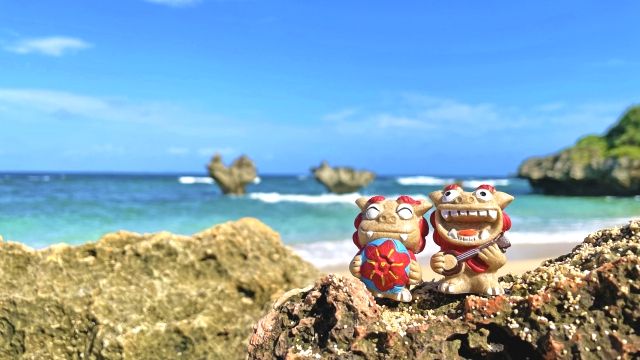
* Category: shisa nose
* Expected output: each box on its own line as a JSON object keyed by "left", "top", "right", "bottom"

{"left": 379, "top": 213, "right": 397, "bottom": 224}
{"left": 455, "top": 193, "right": 477, "bottom": 204}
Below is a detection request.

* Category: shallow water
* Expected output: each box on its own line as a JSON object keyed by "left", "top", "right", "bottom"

{"left": 0, "top": 173, "right": 637, "bottom": 266}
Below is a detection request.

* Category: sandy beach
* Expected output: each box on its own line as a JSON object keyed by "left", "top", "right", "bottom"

{"left": 321, "top": 241, "right": 580, "bottom": 278}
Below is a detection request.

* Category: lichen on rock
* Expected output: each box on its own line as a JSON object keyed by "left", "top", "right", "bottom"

{"left": 0, "top": 218, "right": 318, "bottom": 359}
{"left": 312, "top": 161, "right": 375, "bottom": 194}
{"left": 518, "top": 106, "right": 640, "bottom": 196}
{"left": 248, "top": 220, "right": 640, "bottom": 359}
{"left": 207, "top": 153, "right": 258, "bottom": 195}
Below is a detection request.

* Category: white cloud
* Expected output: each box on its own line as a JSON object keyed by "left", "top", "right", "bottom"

{"left": 322, "top": 108, "right": 359, "bottom": 122}
{"left": 167, "top": 147, "right": 191, "bottom": 155}
{"left": 5, "top": 36, "right": 92, "bottom": 57}
{"left": 197, "top": 147, "right": 236, "bottom": 157}
{"left": 144, "top": 0, "right": 201, "bottom": 7}
{"left": 589, "top": 58, "right": 633, "bottom": 68}
{"left": 324, "top": 94, "right": 624, "bottom": 141}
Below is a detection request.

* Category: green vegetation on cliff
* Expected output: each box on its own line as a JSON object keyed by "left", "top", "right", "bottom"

{"left": 571, "top": 105, "right": 640, "bottom": 163}
{"left": 518, "top": 105, "right": 640, "bottom": 195}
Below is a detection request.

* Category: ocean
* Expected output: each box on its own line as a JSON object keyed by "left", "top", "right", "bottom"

{"left": 0, "top": 173, "right": 638, "bottom": 267}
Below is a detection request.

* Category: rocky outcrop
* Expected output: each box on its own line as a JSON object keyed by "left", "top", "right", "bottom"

{"left": 519, "top": 106, "right": 640, "bottom": 195}
{"left": 248, "top": 220, "right": 640, "bottom": 359}
{"left": 0, "top": 218, "right": 318, "bottom": 359}
{"left": 207, "top": 154, "right": 257, "bottom": 195}
{"left": 312, "top": 161, "right": 375, "bottom": 194}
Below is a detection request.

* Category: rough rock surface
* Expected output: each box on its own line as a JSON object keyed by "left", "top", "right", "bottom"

{"left": 207, "top": 154, "right": 258, "bottom": 195}
{"left": 519, "top": 106, "right": 640, "bottom": 195}
{"left": 248, "top": 220, "right": 640, "bottom": 359}
{"left": 0, "top": 218, "right": 318, "bottom": 359}
{"left": 312, "top": 161, "right": 375, "bottom": 194}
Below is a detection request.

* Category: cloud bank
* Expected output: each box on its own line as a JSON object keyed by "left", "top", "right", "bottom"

{"left": 5, "top": 36, "right": 92, "bottom": 57}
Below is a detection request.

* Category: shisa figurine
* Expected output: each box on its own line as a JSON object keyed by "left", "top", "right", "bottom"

{"left": 349, "top": 195, "right": 432, "bottom": 302}
{"left": 429, "top": 184, "right": 513, "bottom": 295}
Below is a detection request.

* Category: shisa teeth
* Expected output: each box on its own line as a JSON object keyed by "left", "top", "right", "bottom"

{"left": 480, "top": 229, "right": 490, "bottom": 240}
{"left": 448, "top": 229, "right": 458, "bottom": 239}
{"left": 440, "top": 209, "right": 499, "bottom": 220}
{"left": 400, "top": 234, "right": 408, "bottom": 241}
{"left": 366, "top": 230, "right": 374, "bottom": 238}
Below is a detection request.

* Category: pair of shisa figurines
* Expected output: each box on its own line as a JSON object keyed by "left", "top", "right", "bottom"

{"left": 349, "top": 184, "right": 514, "bottom": 302}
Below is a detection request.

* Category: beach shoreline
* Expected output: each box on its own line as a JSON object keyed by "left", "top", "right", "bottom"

{"left": 318, "top": 241, "right": 580, "bottom": 277}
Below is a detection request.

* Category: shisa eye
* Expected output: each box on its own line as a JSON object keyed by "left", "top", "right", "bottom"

{"left": 441, "top": 189, "right": 460, "bottom": 203}
{"left": 474, "top": 189, "right": 494, "bottom": 201}
{"left": 396, "top": 204, "right": 414, "bottom": 220}
{"left": 365, "top": 205, "right": 381, "bottom": 220}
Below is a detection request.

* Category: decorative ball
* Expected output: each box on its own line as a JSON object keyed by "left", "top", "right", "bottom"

{"left": 359, "top": 238, "right": 413, "bottom": 295}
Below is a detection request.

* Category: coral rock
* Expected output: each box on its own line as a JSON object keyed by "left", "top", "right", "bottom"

{"left": 207, "top": 154, "right": 257, "bottom": 195}
{"left": 248, "top": 220, "right": 640, "bottom": 359}
{"left": 0, "top": 218, "right": 318, "bottom": 359}
{"left": 312, "top": 161, "right": 375, "bottom": 194}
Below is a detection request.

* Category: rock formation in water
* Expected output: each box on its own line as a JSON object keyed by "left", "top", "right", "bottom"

{"left": 207, "top": 154, "right": 257, "bottom": 195}
{"left": 248, "top": 220, "right": 640, "bottom": 359}
{"left": 312, "top": 161, "right": 375, "bottom": 194}
{"left": 0, "top": 218, "right": 318, "bottom": 359}
{"left": 519, "top": 106, "right": 640, "bottom": 195}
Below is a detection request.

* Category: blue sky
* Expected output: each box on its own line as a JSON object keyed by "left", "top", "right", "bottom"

{"left": 0, "top": 1, "right": 638, "bottom": 175}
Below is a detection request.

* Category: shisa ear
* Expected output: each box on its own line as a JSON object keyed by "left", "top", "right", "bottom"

{"left": 356, "top": 197, "right": 369, "bottom": 211}
{"left": 414, "top": 200, "right": 433, "bottom": 216}
{"left": 494, "top": 191, "right": 514, "bottom": 209}
{"left": 428, "top": 191, "right": 443, "bottom": 205}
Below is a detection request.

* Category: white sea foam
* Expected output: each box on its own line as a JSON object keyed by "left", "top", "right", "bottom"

{"left": 253, "top": 176, "right": 261, "bottom": 184}
{"left": 462, "top": 179, "right": 511, "bottom": 188}
{"left": 249, "top": 192, "right": 428, "bottom": 204}
{"left": 396, "top": 176, "right": 511, "bottom": 188}
{"left": 178, "top": 176, "right": 214, "bottom": 184}
{"left": 397, "top": 176, "right": 454, "bottom": 186}
{"left": 249, "top": 192, "right": 361, "bottom": 204}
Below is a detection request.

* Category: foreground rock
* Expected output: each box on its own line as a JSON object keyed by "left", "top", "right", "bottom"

{"left": 519, "top": 106, "right": 640, "bottom": 195}
{"left": 207, "top": 154, "right": 258, "bottom": 195}
{"left": 0, "top": 218, "right": 318, "bottom": 359}
{"left": 312, "top": 161, "right": 375, "bottom": 194}
{"left": 248, "top": 221, "right": 640, "bottom": 359}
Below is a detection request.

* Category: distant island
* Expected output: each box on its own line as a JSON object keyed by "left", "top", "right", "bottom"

{"left": 519, "top": 105, "right": 640, "bottom": 196}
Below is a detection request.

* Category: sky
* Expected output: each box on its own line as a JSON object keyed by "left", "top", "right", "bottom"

{"left": 0, "top": 1, "right": 639, "bottom": 176}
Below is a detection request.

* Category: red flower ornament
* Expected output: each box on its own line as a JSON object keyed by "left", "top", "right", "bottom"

{"left": 360, "top": 239, "right": 411, "bottom": 292}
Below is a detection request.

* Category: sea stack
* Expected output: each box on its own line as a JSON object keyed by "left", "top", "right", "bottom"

{"left": 518, "top": 106, "right": 640, "bottom": 196}
{"left": 312, "top": 161, "right": 375, "bottom": 194}
{"left": 207, "top": 154, "right": 257, "bottom": 195}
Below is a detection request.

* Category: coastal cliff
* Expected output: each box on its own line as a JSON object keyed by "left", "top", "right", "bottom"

{"left": 518, "top": 106, "right": 640, "bottom": 195}
{"left": 248, "top": 220, "right": 640, "bottom": 359}
{"left": 0, "top": 218, "right": 318, "bottom": 359}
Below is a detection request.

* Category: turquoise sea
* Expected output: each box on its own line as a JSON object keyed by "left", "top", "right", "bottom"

{"left": 0, "top": 173, "right": 638, "bottom": 267}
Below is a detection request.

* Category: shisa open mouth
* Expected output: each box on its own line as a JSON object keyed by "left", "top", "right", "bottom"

{"left": 360, "top": 229, "right": 414, "bottom": 242}
{"left": 436, "top": 206, "right": 502, "bottom": 244}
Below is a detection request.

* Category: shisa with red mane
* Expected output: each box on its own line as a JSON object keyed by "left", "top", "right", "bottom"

{"left": 349, "top": 195, "right": 431, "bottom": 302}
{"left": 429, "top": 183, "right": 514, "bottom": 295}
